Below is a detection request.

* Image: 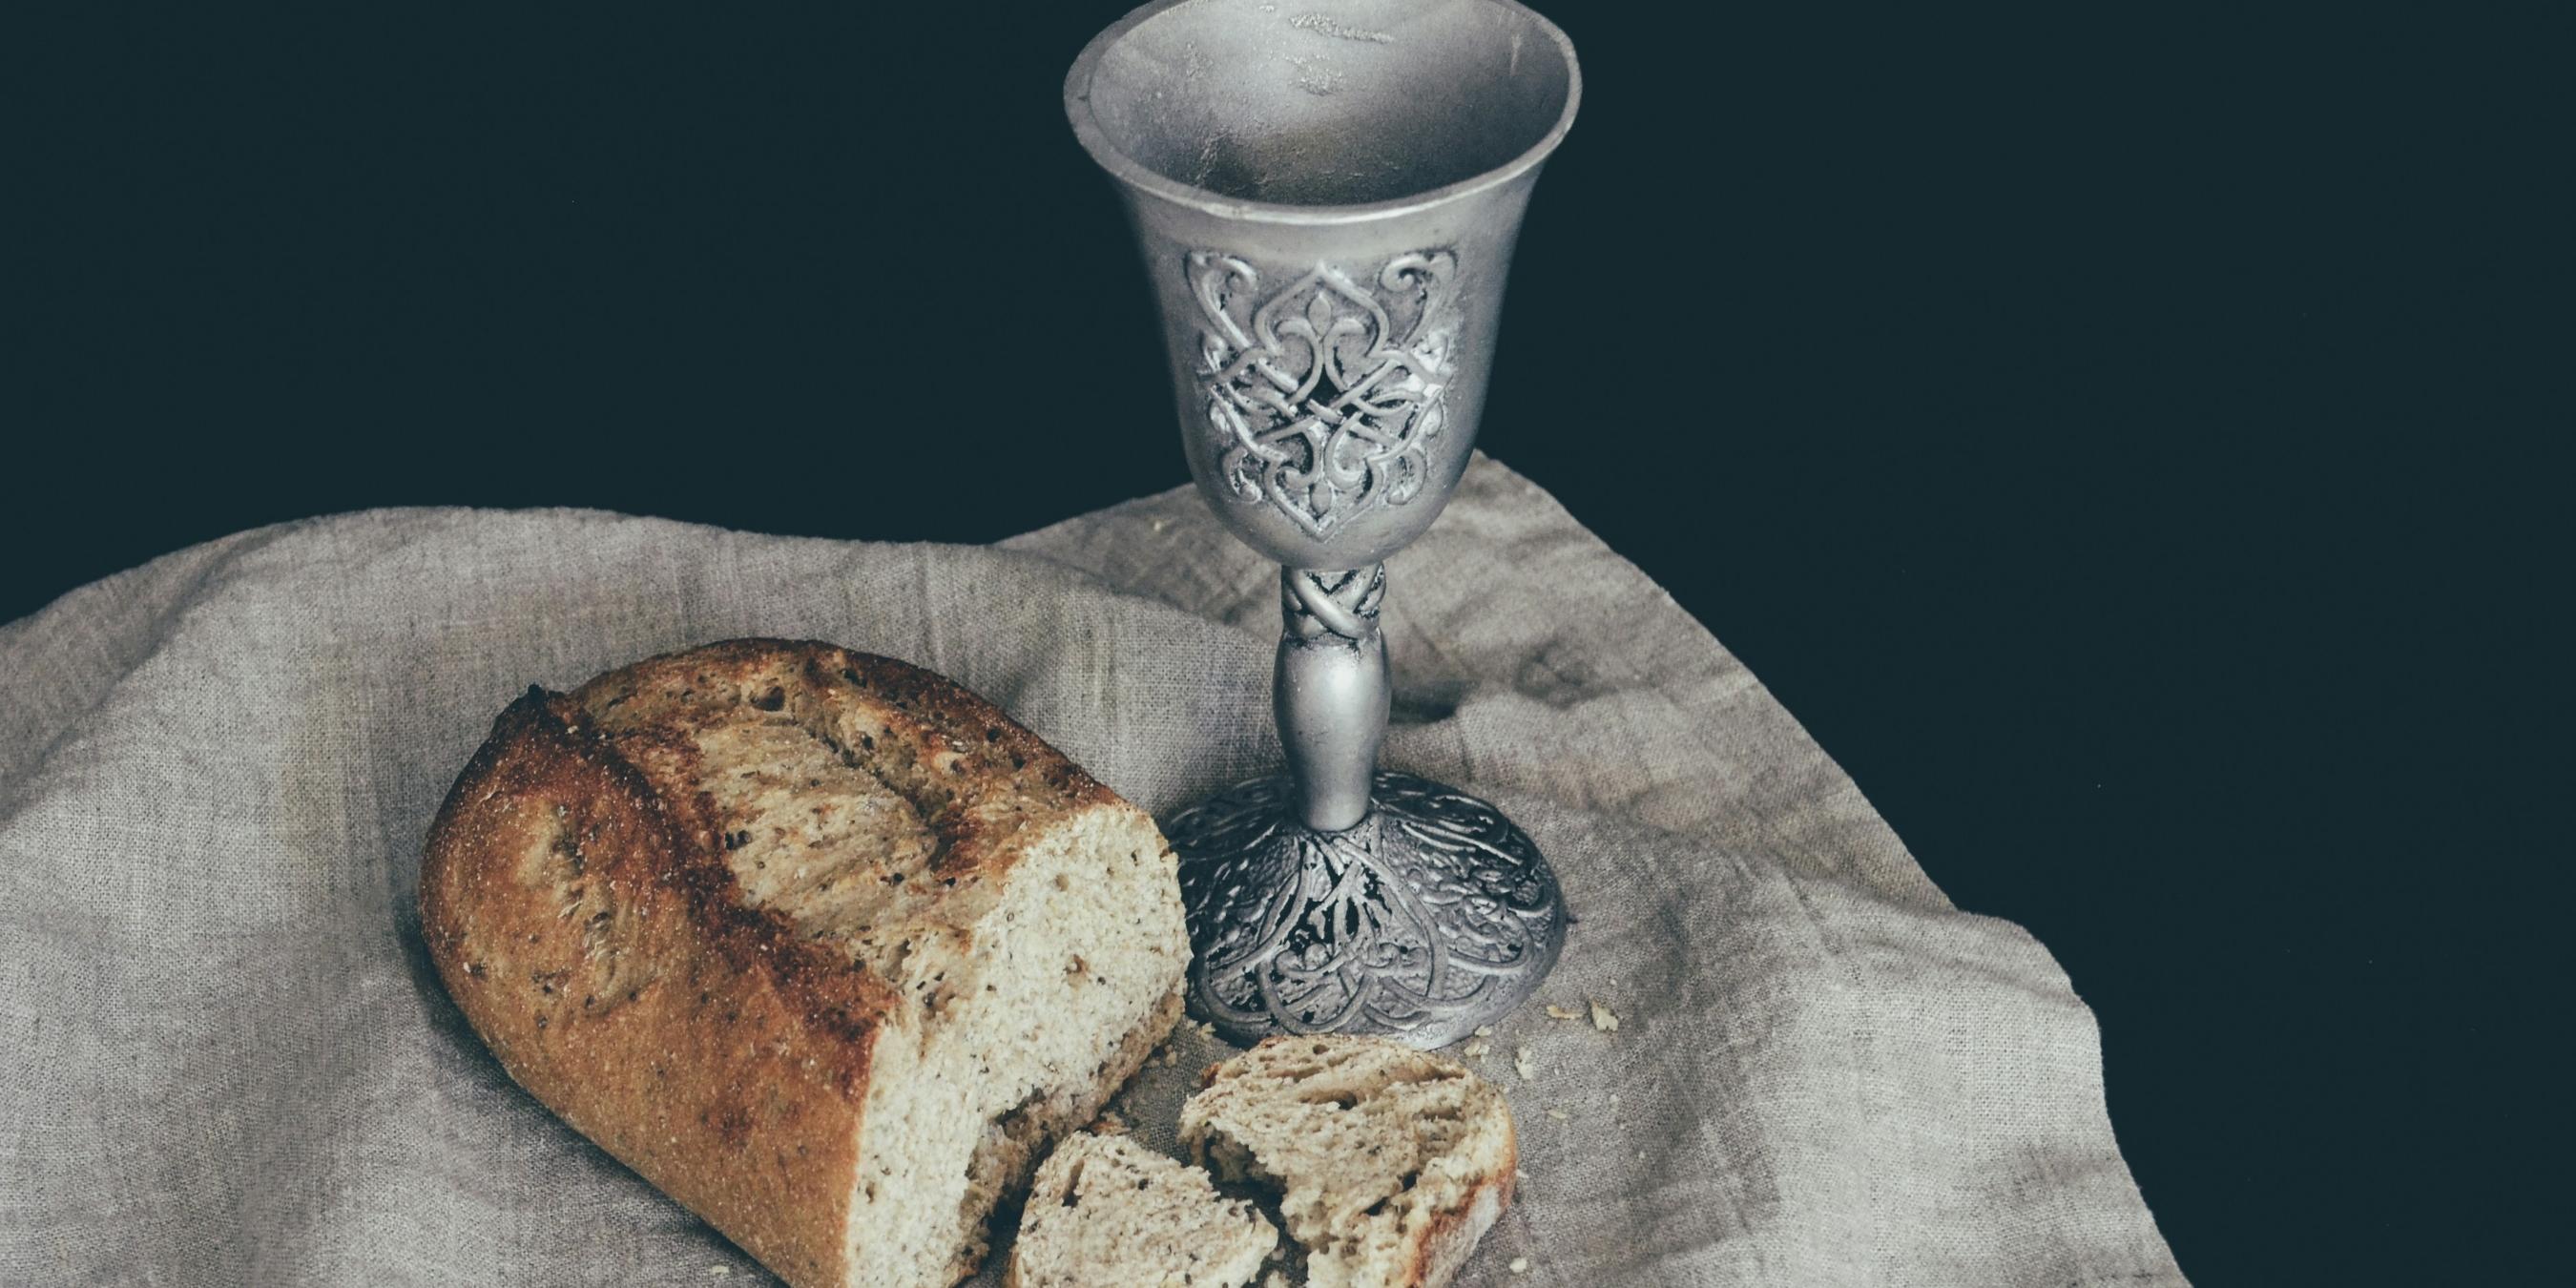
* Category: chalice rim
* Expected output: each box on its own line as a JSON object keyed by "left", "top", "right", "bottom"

{"left": 1063, "top": 0, "right": 1583, "bottom": 227}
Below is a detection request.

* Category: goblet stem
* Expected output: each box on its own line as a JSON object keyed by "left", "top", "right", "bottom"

{"left": 1274, "top": 565, "right": 1390, "bottom": 831}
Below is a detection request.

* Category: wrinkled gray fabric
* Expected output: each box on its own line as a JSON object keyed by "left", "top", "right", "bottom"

{"left": 0, "top": 457, "right": 2184, "bottom": 1286}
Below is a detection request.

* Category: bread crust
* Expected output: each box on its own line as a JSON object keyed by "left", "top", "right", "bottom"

{"left": 1404, "top": 1148, "right": 1514, "bottom": 1288}
{"left": 420, "top": 639, "right": 1145, "bottom": 1286}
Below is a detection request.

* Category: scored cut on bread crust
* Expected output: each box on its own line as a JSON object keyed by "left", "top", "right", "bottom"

{"left": 1179, "top": 1036, "right": 1518, "bottom": 1288}
{"left": 421, "top": 639, "right": 1187, "bottom": 1288}
{"left": 1007, "top": 1132, "right": 1278, "bottom": 1288}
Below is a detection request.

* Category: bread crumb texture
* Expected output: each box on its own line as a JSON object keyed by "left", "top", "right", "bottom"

{"left": 1180, "top": 1036, "right": 1517, "bottom": 1288}
{"left": 1009, "top": 1132, "right": 1278, "bottom": 1288}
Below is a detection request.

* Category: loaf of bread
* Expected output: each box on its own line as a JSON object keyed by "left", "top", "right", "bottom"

{"left": 420, "top": 639, "right": 1188, "bottom": 1288}
{"left": 1180, "top": 1037, "right": 1517, "bottom": 1288}
{"left": 1007, "top": 1131, "right": 1278, "bottom": 1288}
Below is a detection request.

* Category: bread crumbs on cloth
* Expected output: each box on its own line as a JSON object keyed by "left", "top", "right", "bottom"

{"left": 1590, "top": 1000, "right": 1620, "bottom": 1032}
{"left": 1514, "top": 1047, "right": 1537, "bottom": 1081}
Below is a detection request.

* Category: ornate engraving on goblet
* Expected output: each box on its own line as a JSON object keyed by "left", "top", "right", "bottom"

{"left": 1068, "top": 0, "right": 1580, "bottom": 1049}
{"left": 1192, "top": 248, "right": 1456, "bottom": 539}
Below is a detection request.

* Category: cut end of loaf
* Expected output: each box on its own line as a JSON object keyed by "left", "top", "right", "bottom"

{"left": 847, "top": 806, "right": 1188, "bottom": 1286}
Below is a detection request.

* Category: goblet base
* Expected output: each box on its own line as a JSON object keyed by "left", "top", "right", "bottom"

{"left": 1163, "top": 771, "right": 1567, "bottom": 1049}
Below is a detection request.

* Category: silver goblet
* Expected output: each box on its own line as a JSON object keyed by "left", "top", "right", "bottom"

{"left": 1067, "top": 0, "right": 1579, "bottom": 1049}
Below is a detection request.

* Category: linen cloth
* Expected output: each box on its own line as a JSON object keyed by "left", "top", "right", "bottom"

{"left": 0, "top": 457, "right": 2185, "bottom": 1286}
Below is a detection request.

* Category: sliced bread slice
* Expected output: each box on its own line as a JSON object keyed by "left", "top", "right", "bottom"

{"left": 1008, "top": 1132, "right": 1279, "bottom": 1288}
{"left": 1179, "top": 1037, "right": 1517, "bottom": 1288}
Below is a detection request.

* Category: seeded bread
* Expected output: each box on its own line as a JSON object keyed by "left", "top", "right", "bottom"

{"left": 420, "top": 639, "right": 1188, "bottom": 1288}
{"left": 1179, "top": 1037, "right": 1517, "bottom": 1288}
{"left": 1007, "top": 1132, "right": 1278, "bottom": 1288}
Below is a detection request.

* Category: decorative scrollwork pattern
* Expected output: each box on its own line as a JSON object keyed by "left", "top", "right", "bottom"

{"left": 1166, "top": 771, "right": 1566, "bottom": 1048}
{"left": 1190, "top": 250, "right": 1457, "bottom": 538}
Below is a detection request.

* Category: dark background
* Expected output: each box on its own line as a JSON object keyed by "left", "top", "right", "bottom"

{"left": 16, "top": 2, "right": 2560, "bottom": 1281}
